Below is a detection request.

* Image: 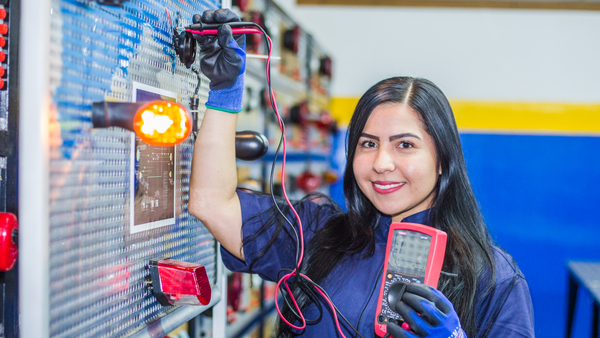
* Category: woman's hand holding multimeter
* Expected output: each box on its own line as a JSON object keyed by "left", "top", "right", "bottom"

{"left": 384, "top": 283, "right": 466, "bottom": 338}
{"left": 375, "top": 222, "right": 465, "bottom": 337}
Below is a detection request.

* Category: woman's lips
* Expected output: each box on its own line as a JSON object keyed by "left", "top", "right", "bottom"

{"left": 372, "top": 181, "right": 405, "bottom": 194}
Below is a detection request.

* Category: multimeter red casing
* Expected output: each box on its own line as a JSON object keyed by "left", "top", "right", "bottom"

{"left": 374, "top": 222, "right": 447, "bottom": 337}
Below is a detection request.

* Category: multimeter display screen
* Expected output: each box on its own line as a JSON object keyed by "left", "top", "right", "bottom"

{"left": 388, "top": 230, "right": 431, "bottom": 277}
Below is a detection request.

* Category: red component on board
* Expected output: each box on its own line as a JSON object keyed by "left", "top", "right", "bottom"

{"left": 0, "top": 213, "right": 18, "bottom": 272}
{"left": 0, "top": 8, "right": 6, "bottom": 20}
{"left": 227, "top": 272, "right": 243, "bottom": 311}
{"left": 296, "top": 170, "right": 322, "bottom": 193}
{"left": 246, "top": 12, "right": 264, "bottom": 53}
{"left": 0, "top": 24, "right": 7, "bottom": 35}
{"left": 148, "top": 258, "right": 211, "bottom": 306}
{"left": 0, "top": 37, "right": 5, "bottom": 48}
{"left": 236, "top": 0, "right": 249, "bottom": 12}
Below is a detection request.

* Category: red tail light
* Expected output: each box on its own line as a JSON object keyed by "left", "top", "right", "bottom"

{"left": 149, "top": 258, "right": 211, "bottom": 306}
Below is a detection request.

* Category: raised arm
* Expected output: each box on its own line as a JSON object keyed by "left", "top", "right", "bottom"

{"left": 188, "top": 9, "right": 246, "bottom": 260}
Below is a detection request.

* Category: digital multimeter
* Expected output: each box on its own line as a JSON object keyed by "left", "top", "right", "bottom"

{"left": 374, "top": 222, "right": 447, "bottom": 337}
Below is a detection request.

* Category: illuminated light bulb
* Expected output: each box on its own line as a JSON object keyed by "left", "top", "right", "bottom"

{"left": 140, "top": 111, "right": 174, "bottom": 134}
{"left": 133, "top": 101, "right": 192, "bottom": 147}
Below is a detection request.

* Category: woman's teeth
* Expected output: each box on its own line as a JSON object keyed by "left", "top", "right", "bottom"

{"left": 374, "top": 183, "right": 403, "bottom": 189}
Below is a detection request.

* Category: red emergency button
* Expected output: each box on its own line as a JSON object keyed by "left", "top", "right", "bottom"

{"left": 148, "top": 258, "right": 211, "bottom": 306}
{"left": 0, "top": 24, "right": 6, "bottom": 35}
{"left": 0, "top": 213, "right": 18, "bottom": 271}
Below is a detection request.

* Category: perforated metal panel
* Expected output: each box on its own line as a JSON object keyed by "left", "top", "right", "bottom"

{"left": 46, "top": 0, "right": 219, "bottom": 337}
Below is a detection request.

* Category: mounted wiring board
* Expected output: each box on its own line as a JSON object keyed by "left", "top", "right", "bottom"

{"left": 19, "top": 0, "right": 223, "bottom": 337}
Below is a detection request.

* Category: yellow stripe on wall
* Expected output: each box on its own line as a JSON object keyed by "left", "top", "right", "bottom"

{"left": 452, "top": 101, "right": 600, "bottom": 134}
{"left": 330, "top": 97, "right": 360, "bottom": 126}
{"left": 330, "top": 97, "right": 600, "bottom": 134}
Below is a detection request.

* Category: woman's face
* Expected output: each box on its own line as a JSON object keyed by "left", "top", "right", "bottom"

{"left": 353, "top": 103, "right": 439, "bottom": 222}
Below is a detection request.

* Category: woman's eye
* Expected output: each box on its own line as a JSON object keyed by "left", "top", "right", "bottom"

{"left": 360, "top": 140, "right": 376, "bottom": 148}
{"left": 398, "top": 141, "right": 414, "bottom": 149}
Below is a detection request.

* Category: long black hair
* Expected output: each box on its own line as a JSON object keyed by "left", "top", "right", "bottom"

{"left": 252, "top": 77, "right": 496, "bottom": 337}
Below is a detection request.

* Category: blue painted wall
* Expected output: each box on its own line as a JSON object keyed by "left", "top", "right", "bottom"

{"left": 462, "top": 133, "right": 600, "bottom": 338}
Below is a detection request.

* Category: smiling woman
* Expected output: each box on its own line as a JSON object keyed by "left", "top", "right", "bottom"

{"left": 189, "top": 43, "right": 535, "bottom": 336}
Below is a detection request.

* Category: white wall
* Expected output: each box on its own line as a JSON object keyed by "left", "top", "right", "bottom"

{"left": 275, "top": 1, "right": 600, "bottom": 102}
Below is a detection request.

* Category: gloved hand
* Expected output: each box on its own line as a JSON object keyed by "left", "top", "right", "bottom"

{"left": 386, "top": 283, "right": 466, "bottom": 338}
{"left": 192, "top": 9, "right": 246, "bottom": 113}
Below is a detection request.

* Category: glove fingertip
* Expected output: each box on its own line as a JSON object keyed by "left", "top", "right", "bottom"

{"left": 430, "top": 288, "right": 453, "bottom": 314}
{"left": 215, "top": 8, "right": 241, "bottom": 23}
{"left": 218, "top": 23, "right": 232, "bottom": 35}
{"left": 192, "top": 14, "right": 202, "bottom": 24}
{"left": 202, "top": 10, "right": 215, "bottom": 23}
{"left": 217, "top": 24, "right": 236, "bottom": 47}
{"left": 386, "top": 322, "right": 408, "bottom": 338}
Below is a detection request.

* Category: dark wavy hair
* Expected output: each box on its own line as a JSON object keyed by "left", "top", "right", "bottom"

{"left": 257, "top": 77, "right": 496, "bottom": 337}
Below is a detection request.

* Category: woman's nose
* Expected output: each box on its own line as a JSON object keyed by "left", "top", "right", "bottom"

{"left": 373, "top": 148, "right": 395, "bottom": 174}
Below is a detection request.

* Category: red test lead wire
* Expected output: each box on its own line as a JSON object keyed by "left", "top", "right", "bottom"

{"left": 186, "top": 28, "right": 260, "bottom": 36}
{"left": 186, "top": 26, "right": 349, "bottom": 338}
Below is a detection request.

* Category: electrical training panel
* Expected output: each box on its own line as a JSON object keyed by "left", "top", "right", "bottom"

{"left": 19, "top": 0, "right": 220, "bottom": 337}
{"left": 10, "top": 0, "right": 334, "bottom": 337}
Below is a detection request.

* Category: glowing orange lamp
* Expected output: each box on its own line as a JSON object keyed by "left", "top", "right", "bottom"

{"left": 133, "top": 101, "right": 192, "bottom": 147}
{"left": 92, "top": 100, "right": 268, "bottom": 160}
{"left": 92, "top": 101, "right": 192, "bottom": 147}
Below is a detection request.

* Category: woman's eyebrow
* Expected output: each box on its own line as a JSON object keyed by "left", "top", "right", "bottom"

{"left": 360, "top": 132, "right": 379, "bottom": 141}
{"left": 390, "top": 133, "right": 421, "bottom": 141}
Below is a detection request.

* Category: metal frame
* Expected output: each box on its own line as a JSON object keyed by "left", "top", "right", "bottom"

{"left": 19, "top": 0, "right": 52, "bottom": 336}
{"left": 2, "top": 0, "right": 22, "bottom": 336}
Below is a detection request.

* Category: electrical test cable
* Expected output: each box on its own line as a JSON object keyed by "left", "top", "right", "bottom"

{"left": 185, "top": 21, "right": 365, "bottom": 338}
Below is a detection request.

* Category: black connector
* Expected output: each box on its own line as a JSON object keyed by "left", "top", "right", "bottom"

{"left": 91, "top": 101, "right": 145, "bottom": 132}
{"left": 147, "top": 258, "right": 172, "bottom": 307}
{"left": 235, "top": 131, "right": 268, "bottom": 161}
{"left": 174, "top": 31, "right": 196, "bottom": 68}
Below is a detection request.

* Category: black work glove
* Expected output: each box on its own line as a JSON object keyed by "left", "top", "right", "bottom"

{"left": 386, "top": 283, "right": 466, "bottom": 338}
{"left": 191, "top": 9, "right": 246, "bottom": 113}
